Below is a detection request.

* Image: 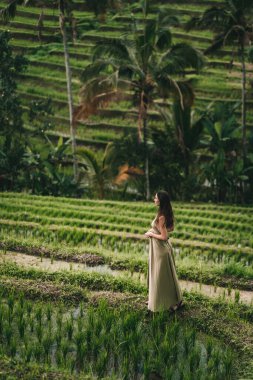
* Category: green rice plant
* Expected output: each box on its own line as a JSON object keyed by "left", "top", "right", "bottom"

{"left": 61, "top": 340, "right": 69, "bottom": 368}
{"left": 42, "top": 333, "right": 52, "bottom": 363}
{"left": 76, "top": 343, "right": 87, "bottom": 372}
{"left": 121, "top": 356, "right": 130, "bottom": 380}
{"left": 46, "top": 303, "right": 52, "bottom": 321}
{"left": 0, "top": 307, "right": 3, "bottom": 335}
{"left": 55, "top": 329, "right": 62, "bottom": 347}
{"left": 189, "top": 347, "right": 200, "bottom": 373}
{"left": 93, "top": 317, "right": 103, "bottom": 338}
{"left": 36, "top": 323, "right": 43, "bottom": 343}
{"left": 29, "top": 317, "right": 34, "bottom": 333}
{"left": 75, "top": 327, "right": 86, "bottom": 366}
{"left": 79, "top": 302, "right": 84, "bottom": 318}
{"left": 56, "top": 348, "right": 63, "bottom": 367}
{"left": 75, "top": 330, "right": 85, "bottom": 351}
{"left": 10, "top": 338, "right": 17, "bottom": 358}
{"left": 56, "top": 313, "right": 63, "bottom": 332}
{"left": 164, "top": 366, "right": 174, "bottom": 380}
{"left": 95, "top": 348, "right": 108, "bottom": 378}
{"left": 34, "top": 344, "right": 43, "bottom": 362}
{"left": 4, "top": 322, "right": 12, "bottom": 346}
{"left": 7, "top": 293, "right": 15, "bottom": 315}
{"left": 234, "top": 289, "right": 240, "bottom": 303}
{"left": 18, "top": 316, "right": 26, "bottom": 339}
{"left": 143, "top": 356, "right": 152, "bottom": 380}
{"left": 159, "top": 339, "right": 172, "bottom": 366}
{"left": 35, "top": 305, "right": 42, "bottom": 326}
{"left": 24, "top": 342, "right": 33, "bottom": 363}
{"left": 77, "top": 317, "right": 83, "bottom": 333}
{"left": 206, "top": 337, "right": 213, "bottom": 361}
{"left": 15, "top": 302, "right": 24, "bottom": 321}
{"left": 65, "top": 318, "right": 74, "bottom": 341}
{"left": 223, "top": 350, "right": 234, "bottom": 379}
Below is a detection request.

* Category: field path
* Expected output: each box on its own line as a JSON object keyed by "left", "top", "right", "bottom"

{"left": 1, "top": 251, "right": 253, "bottom": 306}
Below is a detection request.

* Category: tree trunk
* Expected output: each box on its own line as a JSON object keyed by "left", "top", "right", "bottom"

{"left": 241, "top": 47, "right": 247, "bottom": 161}
{"left": 59, "top": 13, "right": 78, "bottom": 182}
{"left": 143, "top": 112, "right": 150, "bottom": 201}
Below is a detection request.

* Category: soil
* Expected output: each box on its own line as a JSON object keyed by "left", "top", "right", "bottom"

{"left": 1, "top": 250, "right": 253, "bottom": 306}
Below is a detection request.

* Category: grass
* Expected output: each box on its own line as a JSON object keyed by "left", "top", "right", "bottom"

{"left": 0, "top": 192, "right": 253, "bottom": 292}
{"left": 0, "top": 288, "right": 237, "bottom": 379}
{"left": 0, "top": 190, "right": 253, "bottom": 378}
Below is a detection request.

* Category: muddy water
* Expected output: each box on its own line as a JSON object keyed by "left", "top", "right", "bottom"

{"left": 179, "top": 279, "right": 253, "bottom": 305}
{"left": 1, "top": 251, "right": 146, "bottom": 282}
{"left": 1, "top": 251, "right": 253, "bottom": 305}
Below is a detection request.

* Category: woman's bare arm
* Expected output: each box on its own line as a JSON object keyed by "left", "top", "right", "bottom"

{"left": 144, "top": 216, "right": 168, "bottom": 241}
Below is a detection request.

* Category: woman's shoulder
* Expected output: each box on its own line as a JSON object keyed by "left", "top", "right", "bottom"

{"left": 157, "top": 215, "right": 166, "bottom": 225}
{"left": 157, "top": 214, "right": 174, "bottom": 231}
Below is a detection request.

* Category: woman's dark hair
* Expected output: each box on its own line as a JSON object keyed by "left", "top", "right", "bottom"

{"left": 155, "top": 190, "right": 174, "bottom": 229}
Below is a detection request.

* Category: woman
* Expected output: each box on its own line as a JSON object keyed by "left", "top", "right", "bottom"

{"left": 144, "top": 190, "right": 183, "bottom": 312}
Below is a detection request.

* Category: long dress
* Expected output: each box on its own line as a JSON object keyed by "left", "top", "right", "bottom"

{"left": 147, "top": 218, "right": 182, "bottom": 312}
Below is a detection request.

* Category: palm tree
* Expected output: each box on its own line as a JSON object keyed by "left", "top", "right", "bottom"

{"left": 79, "top": 143, "right": 142, "bottom": 198}
{"left": 77, "top": 0, "right": 204, "bottom": 200}
{"left": 170, "top": 101, "right": 207, "bottom": 177}
{"left": 0, "top": 0, "right": 120, "bottom": 183}
{"left": 0, "top": 0, "right": 78, "bottom": 180}
{"left": 186, "top": 0, "right": 253, "bottom": 161}
{"left": 201, "top": 102, "right": 242, "bottom": 201}
{"left": 86, "top": 0, "right": 120, "bottom": 22}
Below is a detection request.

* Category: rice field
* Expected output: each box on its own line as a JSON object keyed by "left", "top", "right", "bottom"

{"left": 0, "top": 192, "right": 253, "bottom": 379}
{"left": 1, "top": 0, "right": 253, "bottom": 377}
{"left": 1, "top": 0, "right": 253, "bottom": 148}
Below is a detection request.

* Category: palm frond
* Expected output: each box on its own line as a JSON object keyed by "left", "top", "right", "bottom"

{"left": 93, "top": 39, "right": 131, "bottom": 62}
{"left": 204, "top": 33, "right": 227, "bottom": 54}
{"left": 229, "top": 0, "right": 253, "bottom": 11}
{"left": 80, "top": 59, "right": 116, "bottom": 83}
{"left": 143, "top": 18, "right": 156, "bottom": 44}
{"left": 114, "top": 164, "right": 144, "bottom": 185}
{"left": 102, "top": 142, "right": 115, "bottom": 167}
{"left": 158, "top": 9, "right": 179, "bottom": 29}
{"left": 155, "top": 75, "right": 194, "bottom": 108}
{"left": 185, "top": 7, "right": 228, "bottom": 32}
{"left": 248, "top": 46, "right": 253, "bottom": 62}
{"left": 140, "top": 0, "right": 150, "bottom": 18}
{"left": 80, "top": 148, "right": 100, "bottom": 176}
{"left": 172, "top": 101, "right": 205, "bottom": 152}
{"left": 155, "top": 28, "right": 172, "bottom": 52}
{"left": 0, "top": 0, "right": 26, "bottom": 22}
{"left": 184, "top": 16, "right": 201, "bottom": 32}
{"left": 174, "top": 80, "right": 195, "bottom": 108}
{"left": 76, "top": 74, "right": 126, "bottom": 121}
{"left": 153, "top": 104, "right": 173, "bottom": 125}
{"left": 165, "top": 43, "right": 205, "bottom": 72}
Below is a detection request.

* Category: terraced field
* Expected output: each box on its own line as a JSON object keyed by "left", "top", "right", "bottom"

{"left": 1, "top": 0, "right": 253, "bottom": 149}
{"left": 0, "top": 192, "right": 253, "bottom": 378}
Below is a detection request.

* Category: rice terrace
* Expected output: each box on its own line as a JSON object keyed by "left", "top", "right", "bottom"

{"left": 0, "top": 0, "right": 253, "bottom": 379}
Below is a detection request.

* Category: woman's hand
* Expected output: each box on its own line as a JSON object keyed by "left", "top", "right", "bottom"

{"left": 145, "top": 231, "right": 154, "bottom": 238}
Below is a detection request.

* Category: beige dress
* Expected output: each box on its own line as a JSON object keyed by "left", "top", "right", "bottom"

{"left": 147, "top": 218, "right": 182, "bottom": 312}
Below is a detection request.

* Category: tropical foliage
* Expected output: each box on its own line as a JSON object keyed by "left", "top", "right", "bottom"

{"left": 0, "top": 0, "right": 253, "bottom": 203}
{"left": 186, "top": 0, "right": 253, "bottom": 160}
{"left": 78, "top": 1, "right": 204, "bottom": 200}
{"left": 0, "top": 31, "right": 27, "bottom": 189}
